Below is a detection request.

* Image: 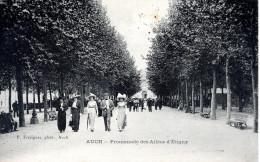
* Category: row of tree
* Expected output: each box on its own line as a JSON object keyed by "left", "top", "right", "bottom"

{"left": 0, "top": 0, "right": 141, "bottom": 126}
{"left": 147, "top": 0, "right": 258, "bottom": 132}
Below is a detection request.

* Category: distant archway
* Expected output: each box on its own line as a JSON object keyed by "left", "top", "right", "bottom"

{"left": 142, "top": 91, "right": 147, "bottom": 99}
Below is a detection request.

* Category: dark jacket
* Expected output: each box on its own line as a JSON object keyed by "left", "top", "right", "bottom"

{"left": 147, "top": 99, "right": 153, "bottom": 107}
{"left": 56, "top": 102, "right": 68, "bottom": 112}
{"left": 70, "top": 101, "right": 81, "bottom": 113}
{"left": 100, "top": 99, "right": 114, "bottom": 110}
{"left": 158, "top": 99, "right": 163, "bottom": 107}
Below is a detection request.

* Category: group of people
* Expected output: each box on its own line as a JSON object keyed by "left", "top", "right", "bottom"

{"left": 147, "top": 98, "right": 163, "bottom": 112}
{"left": 55, "top": 93, "right": 127, "bottom": 133}
{"left": 127, "top": 98, "right": 144, "bottom": 112}
{"left": 8, "top": 94, "right": 163, "bottom": 134}
{"left": 0, "top": 110, "right": 17, "bottom": 132}
{"left": 126, "top": 98, "right": 163, "bottom": 113}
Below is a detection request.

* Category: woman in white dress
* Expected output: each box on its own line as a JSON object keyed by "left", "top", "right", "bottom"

{"left": 117, "top": 94, "right": 127, "bottom": 132}
{"left": 86, "top": 93, "right": 98, "bottom": 132}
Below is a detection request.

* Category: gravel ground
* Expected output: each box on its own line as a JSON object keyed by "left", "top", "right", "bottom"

{"left": 0, "top": 106, "right": 257, "bottom": 162}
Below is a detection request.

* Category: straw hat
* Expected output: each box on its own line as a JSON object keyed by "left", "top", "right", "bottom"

{"left": 88, "top": 93, "right": 96, "bottom": 100}
{"left": 117, "top": 93, "right": 127, "bottom": 101}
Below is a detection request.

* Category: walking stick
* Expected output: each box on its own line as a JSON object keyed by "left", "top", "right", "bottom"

{"left": 87, "top": 113, "right": 89, "bottom": 130}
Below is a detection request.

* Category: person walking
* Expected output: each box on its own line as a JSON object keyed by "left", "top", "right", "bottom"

{"left": 101, "top": 93, "right": 114, "bottom": 132}
{"left": 12, "top": 101, "right": 18, "bottom": 118}
{"left": 97, "top": 97, "right": 102, "bottom": 117}
{"left": 139, "top": 99, "right": 144, "bottom": 112}
{"left": 127, "top": 98, "right": 131, "bottom": 112}
{"left": 117, "top": 93, "right": 127, "bottom": 132}
{"left": 155, "top": 98, "right": 158, "bottom": 110}
{"left": 86, "top": 93, "right": 98, "bottom": 132}
{"left": 158, "top": 98, "right": 163, "bottom": 110}
{"left": 128, "top": 99, "right": 133, "bottom": 112}
{"left": 70, "top": 94, "right": 81, "bottom": 132}
{"left": 55, "top": 97, "right": 68, "bottom": 133}
{"left": 147, "top": 98, "right": 153, "bottom": 112}
{"left": 7, "top": 110, "right": 17, "bottom": 131}
{"left": 133, "top": 99, "right": 139, "bottom": 112}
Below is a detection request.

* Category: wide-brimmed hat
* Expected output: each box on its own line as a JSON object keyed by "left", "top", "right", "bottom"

{"left": 88, "top": 93, "right": 96, "bottom": 100}
{"left": 117, "top": 93, "right": 127, "bottom": 101}
{"left": 71, "top": 94, "right": 81, "bottom": 99}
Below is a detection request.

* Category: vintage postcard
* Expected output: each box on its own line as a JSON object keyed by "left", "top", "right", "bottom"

{"left": 0, "top": 0, "right": 258, "bottom": 161}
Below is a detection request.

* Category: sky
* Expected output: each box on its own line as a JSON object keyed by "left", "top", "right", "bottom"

{"left": 101, "top": 0, "right": 171, "bottom": 70}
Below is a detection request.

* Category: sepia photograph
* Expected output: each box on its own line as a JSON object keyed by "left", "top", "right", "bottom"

{"left": 0, "top": 0, "right": 258, "bottom": 161}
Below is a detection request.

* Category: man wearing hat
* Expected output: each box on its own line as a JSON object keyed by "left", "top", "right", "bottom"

{"left": 100, "top": 93, "right": 114, "bottom": 131}
{"left": 147, "top": 98, "right": 153, "bottom": 112}
{"left": 12, "top": 101, "right": 18, "bottom": 118}
{"left": 133, "top": 98, "right": 139, "bottom": 112}
{"left": 70, "top": 94, "right": 81, "bottom": 132}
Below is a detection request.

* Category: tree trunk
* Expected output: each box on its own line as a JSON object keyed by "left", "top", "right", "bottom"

{"left": 251, "top": 60, "right": 258, "bottom": 133}
{"left": 192, "top": 79, "right": 195, "bottom": 114}
{"left": 80, "top": 82, "right": 84, "bottom": 114}
{"left": 43, "top": 71, "right": 48, "bottom": 122}
{"left": 185, "top": 80, "right": 189, "bottom": 111}
{"left": 210, "top": 69, "right": 217, "bottom": 120}
{"left": 221, "top": 87, "right": 225, "bottom": 110}
{"left": 33, "top": 84, "right": 35, "bottom": 108}
{"left": 226, "top": 58, "right": 232, "bottom": 119}
{"left": 8, "top": 78, "right": 12, "bottom": 112}
{"left": 37, "top": 85, "right": 41, "bottom": 112}
{"left": 181, "top": 83, "right": 184, "bottom": 107}
{"left": 48, "top": 83, "right": 52, "bottom": 111}
{"left": 60, "top": 72, "right": 64, "bottom": 97}
{"left": 16, "top": 66, "right": 25, "bottom": 127}
{"left": 26, "top": 79, "right": 29, "bottom": 114}
{"left": 86, "top": 81, "right": 90, "bottom": 96}
{"left": 177, "top": 86, "right": 180, "bottom": 104}
{"left": 238, "top": 95, "right": 242, "bottom": 112}
{"left": 199, "top": 78, "right": 203, "bottom": 113}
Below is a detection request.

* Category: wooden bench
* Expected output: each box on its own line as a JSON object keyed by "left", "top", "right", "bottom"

{"left": 244, "top": 104, "right": 253, "bottom": 113}
{"left": 47, "top": 111, "right": 57, "bottom": 121}
{"left": 200, "top": 109, "right": 211, "bottom": 118}
{"left": 227, "top": 114, "right": 248, "bottom": 130}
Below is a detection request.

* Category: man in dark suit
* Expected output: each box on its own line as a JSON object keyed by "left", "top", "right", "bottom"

{"left": 158, "top": 98, "right": 163, "bottom": 110}
{"left": 12, "top": 101, "right": 18, "bottom": 118}
{"left": 128, "top": 99, "right": 133, "bottom": 112}
{"left": 100, "top": 93, "right": 114, "bottom": 131}
{"left": 139, "top": 99, "right": 145, "bottom": 112}
{"left": 70, "top": 95, "right": 81, "bottom": 132}
{"left": 133, "top": 99, "right": 139, "bottom": 112}
{"left": 155, "top": 99, "right": 158, "bottom": 110}
{"left": 147, "top": 98, "right": 153, "bottom": 112}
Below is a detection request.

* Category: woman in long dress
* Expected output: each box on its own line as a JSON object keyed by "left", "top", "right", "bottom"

{"left": 56, "top": 97, "right": 68, "bottom": 133}
{"left": 86, "top": 93, "right": 98, "bottom": 132}
{"left": 70, "top": 95, "right": 81, "bottom": 132}
{"left": 117, "top": 94, "right": 127, "bottom": 132}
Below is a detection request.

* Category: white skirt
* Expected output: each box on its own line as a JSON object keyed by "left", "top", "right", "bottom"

{"left": 87, "top": 108, "right": 96, "bottom": 114}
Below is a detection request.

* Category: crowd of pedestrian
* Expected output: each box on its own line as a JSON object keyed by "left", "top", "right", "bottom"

{"left": 7, "top": 93, "right": 165, "bottom": 134}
